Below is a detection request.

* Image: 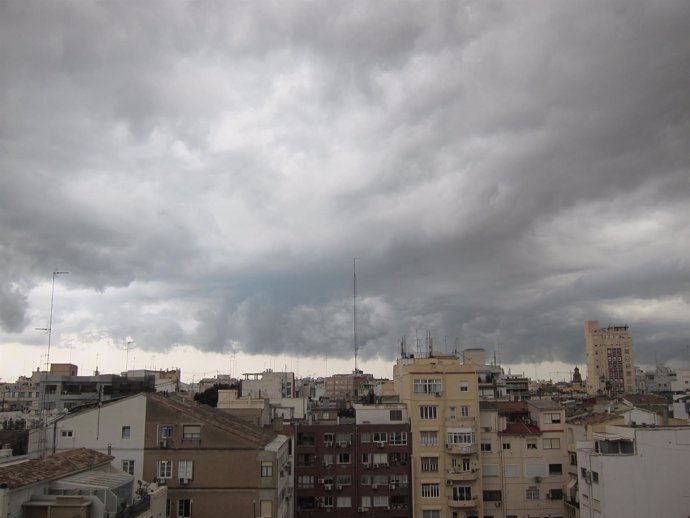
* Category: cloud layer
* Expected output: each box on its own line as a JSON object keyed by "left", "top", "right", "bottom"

{"left": 1, "top": 1, "right": 689, "bottom": 371}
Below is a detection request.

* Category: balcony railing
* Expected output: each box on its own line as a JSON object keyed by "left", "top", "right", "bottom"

{"left": 447, "top": 496, "right": 478, "bottom": 508}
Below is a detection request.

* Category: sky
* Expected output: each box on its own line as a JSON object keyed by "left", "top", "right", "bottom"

{"left": 1, "top": 1, "right": 689, "bottom": 385}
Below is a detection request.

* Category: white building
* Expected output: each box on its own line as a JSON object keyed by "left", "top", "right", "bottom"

{"left": 577, "top": 425, "right": 690, "bottom": 517}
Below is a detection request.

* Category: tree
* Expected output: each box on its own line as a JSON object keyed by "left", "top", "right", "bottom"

{"left": 193, "top": 383, "right": 238, "bottom": 407}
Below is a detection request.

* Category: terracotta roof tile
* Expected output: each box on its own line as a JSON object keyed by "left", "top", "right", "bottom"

{"left": 0, "top": 448, "right": 113, "bottom": 490}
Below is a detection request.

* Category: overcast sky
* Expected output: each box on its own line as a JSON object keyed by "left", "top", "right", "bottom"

{"left": 1, "top": 1, "right": 689, "bottom": 383}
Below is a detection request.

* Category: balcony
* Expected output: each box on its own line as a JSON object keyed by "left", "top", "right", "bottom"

{"left": 447, "top": 497, "right": 478, "bottom": 509}
{"left": 445, "top": 443, "right": 477, "bottom": 455}
{"left": 446, "top": 468, "right": 478, "bottom": 481}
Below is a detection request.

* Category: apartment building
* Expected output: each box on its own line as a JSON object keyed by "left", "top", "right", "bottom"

{"left": 479, "top": 400, "right": 567, "bottom": 518}
{"left": 325, "top": 373, "right": 371, "bottom": 402}
{"left": 47, "top": 393, "right": 290, "bottom": 518}
{"left": 243, "top": 370, "right": 296, "bottom": 399}
{"left": 293, "top": 402, "right": 412, "bottom": 517}
{"left": 576, "top": 425, "right": 690, "bottom": 517}
{"left": 584, "top": 320, "right": 636, "bottom": 396}
{"left": 394, "top": 352, "right": 482, "bottom": 518}
{"left": 0, "top": 376, "right": 38, "bottom": 412}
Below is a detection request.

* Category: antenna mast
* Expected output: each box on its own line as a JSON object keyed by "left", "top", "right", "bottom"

{"left": 353, "top": 258, "right": 359, "bottom": 372}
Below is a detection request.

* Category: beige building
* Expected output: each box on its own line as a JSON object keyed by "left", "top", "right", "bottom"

{"left": 584, "top": 320, "right": 636, "bottom": 396}
{"left": 394, "top": 352, "right": 482, "bottom": 518}
{"left": 480, "top": 400, "right": 568, "bottom": 518}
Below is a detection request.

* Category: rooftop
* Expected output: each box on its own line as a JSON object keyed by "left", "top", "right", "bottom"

{"left": 0, "top": 448, "right": 113, "bottom": 490}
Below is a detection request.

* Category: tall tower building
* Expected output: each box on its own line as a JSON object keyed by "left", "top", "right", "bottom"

{"left": 584, "top": 320, "right": 636, "bottom": 396}
{"left": 394, "top": 352, "right": 482, "bottom": 518}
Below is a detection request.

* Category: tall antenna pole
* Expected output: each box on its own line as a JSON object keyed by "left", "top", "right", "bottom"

{"left": 353, "top": 258, "right": 359, "bottom": 373}
{"left": 46, "top": 270, "right": 69, "bottom": 371}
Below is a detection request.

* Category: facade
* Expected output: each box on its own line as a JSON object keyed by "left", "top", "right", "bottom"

{"left": 293, "top": 402, "right": 412, "bottom": 517}
{"left": 479, "top": 400, "right": 567, "bottom": 518}
{"left": 324, "top": 373, "right": 371, "bottom": 402}
{"left": 45, "top": 393, "right": 291, "bottom": 518}
{"left": 394, "top": 353, "right": 482, "bottom": 518}
{"left": 0, "top": 376, "right": 39, "bottom": 412}
{"left": 584, "top": 320, "right": 636, "bottom": 396}
{"left": 576, "top": 425, "right": 690, "bottom": 517}
{"left": 243, "top": 371, "right": 296, "bottom": 399}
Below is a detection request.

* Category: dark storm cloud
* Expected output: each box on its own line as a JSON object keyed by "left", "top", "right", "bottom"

{"left": 1, "top": 1, "right": 689, "bottom": 369}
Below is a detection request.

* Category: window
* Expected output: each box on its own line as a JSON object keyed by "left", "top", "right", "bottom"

{"left": 373, "top": 495, "right": 389, "bottom": 507}
{"left": 323, "top": 454, "right": 334, "bottom": 466}
{"left": 360, "top": 474, "right": 371, "bottom": 485}
{"left": 420, "top": 431, "right": 438, "bottom": 446}
{"left": 322, "top": 496, "right": 333, "bottom": 507}
{"left": 543, "top": 438, "right": 561, "bottom": 449}
{"left": 335, "top": 432, "right": 352, "bottom": 444}
{"left": 372, "top": 453, "right": 388, "bottom": 464}
{"left": 452, "top": 486, "right": 472, "bottom": 501}
{"left": 592, "top": 471, "right": 599, "bottom": 483}
{"left": 420, "top": 405, "right": 437, "bottom": 420}
{"left": 61, "top": 430, "right": 73, "bottom": 438}
{"left": 549, "top": 488, "right": 564, "bottom": 499}
{"left": 373, "top": 432, "right": 387, "bottom": 442}
{"left": 183, "top": 425, "right": 201, "bottom": 440}
{"left": 421, "top": 457, "right": 438, "bottom": 472}
{"left": 502, "top": 442, "right": 511, "bottom": 450}
{"left": 259, "top": 500, "right": 272, "bottom": 518}
{"left": 447, "top": 429, "right": 475, "bottom": 444}
{"left": 449, "top": 406, "right": 456, "bottom": 419}
{"left": 527, "top": 440, "right": 537, "bottom": 450}
{"left": 359, "top": 432, "right": 371, "bottom": 443}
{"left": 122, "top": 426, "right": 131, "bottom": 439}
{"left": 158, "top": 460, "right": 172, "bottom": 479}
{"left": 460, "top": 406, "right": 470, "bottom": 417}
{"left": 361, "top": 496, "right": 372, "bottom": 508}
{"left": 298, "top": 475, "right": 314, "bottom": 488}
{"left": 178, "top": 499, "right": 192, "bottom": 518}
{"left": 166, "top": 499, "right": 171, "bottom": 518}
{"left": 297, "top": 432, "right": 314, "bottom": 446}
{"left": 543, "top": 412, "right": 562, "bottom": 424}
{"left": 390, "top": 409, "right": 403, "bottom": 421}
{"left": 161, "top": 426, "right": 173, "bottom": 439}
{"left": 335, "top": 474, "right": 352, "bottom": 486}
{"left": 261, "top": 461, "right": 273, "bottom": 477}
{"left": 549, "top": 463, "right": 563, "bottom": 475}
{"left": 421, "top": 483, "right": 440, "bottom": 498}
{"left": 414, "top": 378, "right": 442, "bottom": 394}
{"left": 422, "top": 512, "right": 440, "bottom": 518}
{"left": 336, "top": 497, "right": 351, "bottom": 508}
{"left": 481, "top": 441, "right": 492, "bottom": 452}
{"left": 526, "top": 487, "right": 540, "bottom": 500}
{"left": 178, "top": 460, "right": 193, "bottom": 481}
{"left": 338, "top": 453, "right": 350, "bottom": 464}
{"left": 122, "top": 459, "right": 135, "bottom": 475}
{"left": 460, "top": 381, "right": 469, "bottom": 392}
{"left": 390, "top": 432, "right": 407, "bottom": 445}
{"left": 324, "top": 432, "right": 335, "bottom": 444}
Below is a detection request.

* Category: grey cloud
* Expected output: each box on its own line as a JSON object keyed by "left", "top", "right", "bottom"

{"left": 1, "top": 1, "right": 689, "bottom": 373}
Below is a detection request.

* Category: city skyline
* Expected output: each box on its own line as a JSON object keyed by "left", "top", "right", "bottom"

{"left": 2, "top": 2, "right": 689, "bottom": 383}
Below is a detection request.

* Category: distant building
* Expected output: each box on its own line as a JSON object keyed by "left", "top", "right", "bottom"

{"left": 480, "top": 399, "right": 568, "bottom": 517}
{"left": 324, "top": 372, "right": 371, "bottom": 402}
{"left": 584, "top": 320, "right": 636, "bottom": 396}
{"left": 243, "top": 370, "right": 295, "bottom": 399}
{"left": 293, "top": 401, "right": 412, "bottom": 516}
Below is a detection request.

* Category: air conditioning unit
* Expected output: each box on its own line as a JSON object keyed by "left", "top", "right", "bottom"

{"left": 324, "top": 441, "right": 333, "bottom": 447}
{"left": 159, "top": 440, "right": 167, "bottom": 448}
{"left": 435, "top": 392, "right": 442, "bottom": 397}
{"left": 337, "top": 485, "right": 343, "bottom": 491}
{"left": 389, "top": 484, "right": 396, "bottom": 489}
{"left": 446, "top": 443, "right": 453, "bottom": 449}
{"left": 534, "top": 476, "right": 542, "bottom": 483}
{"left": 481, "top": 426, "right": 492, "bottom": 432}
{"left": 384, "top": 506, "right": 390, "bottom": 511}
{"left": 373, "top": 463, "right": 380, "bottom": 469}
{"left": 318, "top": 478, "right": 325, "bottom": 484}
{"left": 376, "top": 441, "right": 385, "bottom": 448}
{"left": 324, "top": 484, "right": 332, "bottom": 491}
{"left": 156, "top": 478, "right": 166, "bottom": 485}
{"left": 372, "top": 484, "right": 378, "bottom": 489}
{"left": 494, "top": 501, "right": 502, "bottom": 508}
{"left": 362, "top": 463, "right": 371, "bottom": 469}
{"left": 382, "top": 463, "right": 389, "bottom": 468}
{"left": 179, "top": 478, "right": 188, "bottom": 485}
{"left": 546, "top": 492, "right": 553, "bottom": 499}
{"left": 338, "top": 441, "right": 348, "bottom": 448}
